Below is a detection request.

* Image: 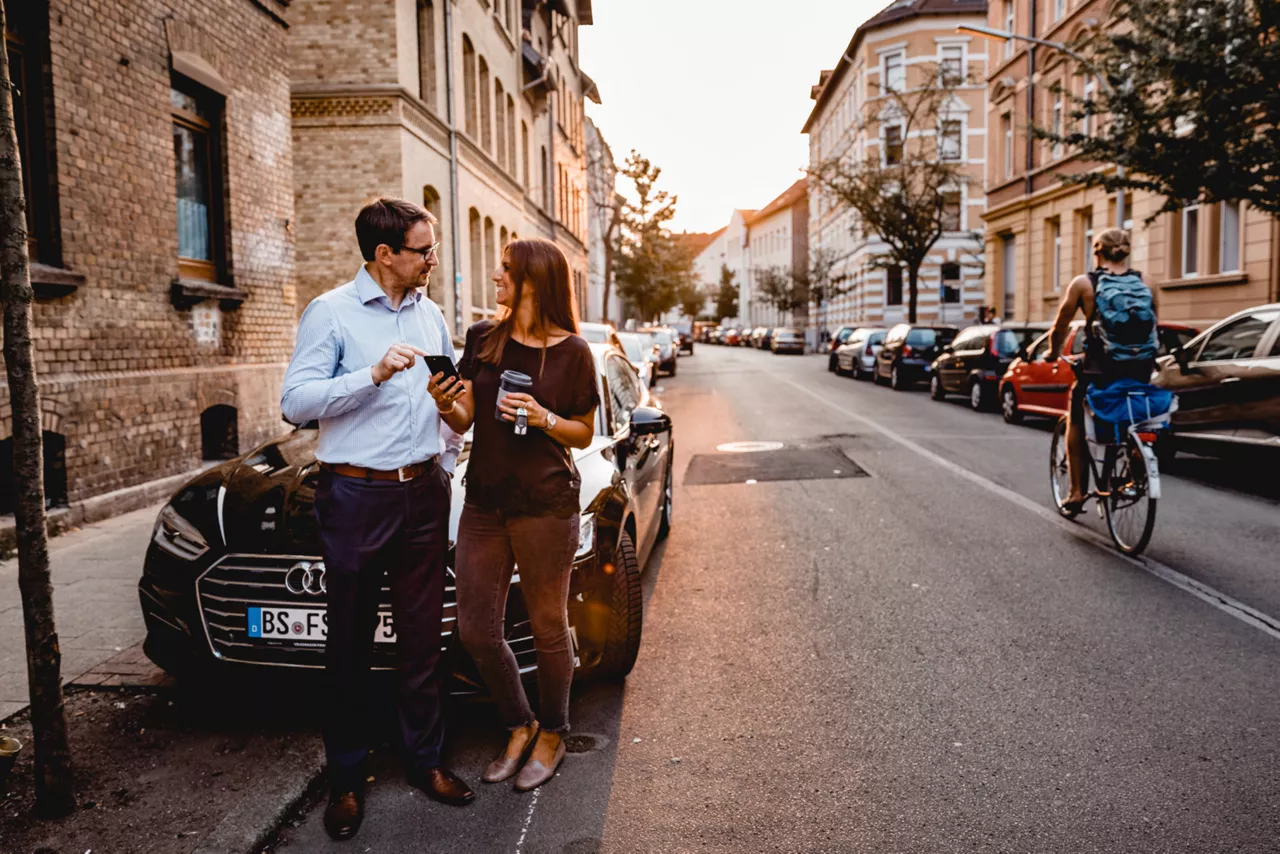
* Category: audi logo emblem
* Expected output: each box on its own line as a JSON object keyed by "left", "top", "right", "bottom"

{"left": 285, "top": 561, "right": 326, "bottom": 596}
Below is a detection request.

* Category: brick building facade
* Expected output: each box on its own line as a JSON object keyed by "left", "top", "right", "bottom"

{"left": 3, "top": 0, "right": 297, "bottom": 512}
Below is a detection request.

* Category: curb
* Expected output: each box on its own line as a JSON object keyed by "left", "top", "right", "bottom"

{"left": 190, "top": 746, "right": 326, "bottom": 854}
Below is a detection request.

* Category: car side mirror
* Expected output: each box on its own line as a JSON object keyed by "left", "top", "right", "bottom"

{"left": 941, "top": 345, "right": 954, "bottom": 355}
{"left": 1173, "top": 346, "right": 1197, "bottom": 374}
{"left": 630, "top": 405, "right": 671, "bottom": 437}
{"left": 1015, "top": 347, "right": 1029, "bottom": 361}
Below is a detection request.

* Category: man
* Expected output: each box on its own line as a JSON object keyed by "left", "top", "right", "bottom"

{"left": 281, "top": 198, "right": 473, "bottom": 842}
{"left": 1047, "top": 227, "right": 1158, "bottom": 511}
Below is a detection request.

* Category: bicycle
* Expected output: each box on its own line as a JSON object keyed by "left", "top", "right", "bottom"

{"left": 1049, "top": 382, "right": 1172, "bottom": 556}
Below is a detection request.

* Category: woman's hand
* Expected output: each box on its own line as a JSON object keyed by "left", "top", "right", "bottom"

{"left": 498, "top": 392, "right": 549, "bottom": 428}
{"left": 428, "top": 373, "right": 466, "bottom": 412}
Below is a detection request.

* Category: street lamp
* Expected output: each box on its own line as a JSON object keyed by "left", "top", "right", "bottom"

{"left": 956, "top": 24, "right": 1127, "bottom": 229}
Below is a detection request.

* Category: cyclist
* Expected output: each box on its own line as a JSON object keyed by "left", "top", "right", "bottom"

{"left": 1047, "top": 227, "right": 1159, "bottom": 512}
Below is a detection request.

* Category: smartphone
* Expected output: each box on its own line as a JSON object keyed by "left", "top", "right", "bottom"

{"left": 424, "top": 355, "right": 460, "bottom": 382}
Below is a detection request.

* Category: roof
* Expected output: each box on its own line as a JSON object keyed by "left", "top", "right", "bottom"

{"left": 801, "top": 0, "right": 988, "bottom": 133}
{"left": 673, "top": 230, "right": 720, "bottom": 255}
{"left": 581, "top": 70, "right": 601, "bottom": 104}
{"left": 746, "top": 179, "right": 807, "bottom": 225}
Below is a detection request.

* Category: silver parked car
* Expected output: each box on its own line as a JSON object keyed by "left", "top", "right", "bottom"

{"left": 834, "top": 327, "right": 887, "bottom": 379}
{"left": 617, "top": 331, "right": 659, "bottom": 387}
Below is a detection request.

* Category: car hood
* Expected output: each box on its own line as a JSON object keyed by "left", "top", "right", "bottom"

{"left": 207, "top": 429, "right": 618, "bottom": 554}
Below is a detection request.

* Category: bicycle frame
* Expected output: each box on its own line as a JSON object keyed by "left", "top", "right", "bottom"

{"left": 1081, "top": 406, "right": 1165, "bottom": 502}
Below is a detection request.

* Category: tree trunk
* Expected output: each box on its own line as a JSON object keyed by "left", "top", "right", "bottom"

{"left": 601, "top": 239, "right": 614, "bottom": 325}
{"left": 907, "top": 263, "right": 920, "bottom": 324}
{"left": 0, "top": 0, "right": 75, "bottom": 818}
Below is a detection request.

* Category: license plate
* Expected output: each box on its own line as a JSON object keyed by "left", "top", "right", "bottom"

{"left": 245, "top": 607, "right": 396, "bottom": 644}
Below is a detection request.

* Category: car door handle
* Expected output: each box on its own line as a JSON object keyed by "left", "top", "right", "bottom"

{"left": 1220, "top": 377, "right": 1242, "bottom": 383}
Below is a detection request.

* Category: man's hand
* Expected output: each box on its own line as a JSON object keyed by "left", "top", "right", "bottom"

{"left": 372, "top": 344, "right": 429, "bottom": 385}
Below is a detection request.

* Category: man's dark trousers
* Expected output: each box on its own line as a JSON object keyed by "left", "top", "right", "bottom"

{"left": 315, "top": 464, "right": 451, "bottom": 792}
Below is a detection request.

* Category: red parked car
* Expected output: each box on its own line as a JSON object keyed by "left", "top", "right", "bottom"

{"left": 999, "top": 320, "right": 1200, "bottom": 424}
{"left": 722, "top": 328, "right": 742, "bottom": 346}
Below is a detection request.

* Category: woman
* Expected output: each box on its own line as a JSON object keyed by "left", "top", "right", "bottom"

{"left": 427, "top": 238, "right": 599, "bottom": 792}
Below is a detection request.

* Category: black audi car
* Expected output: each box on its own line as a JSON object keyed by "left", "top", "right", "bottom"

{"left": 138, "top": 343, "right": 673, "bottom": 690}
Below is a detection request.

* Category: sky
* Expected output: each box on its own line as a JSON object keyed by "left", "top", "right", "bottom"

{"left": 580, "top": 0, "right": 889, "bottom": 235}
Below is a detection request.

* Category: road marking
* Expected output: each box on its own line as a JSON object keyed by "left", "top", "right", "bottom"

{"left": 784, "top": 378, "right": 1280, "bottom": 642}
{"left": 513, "top": 786, "right": 541, "bottom": 854}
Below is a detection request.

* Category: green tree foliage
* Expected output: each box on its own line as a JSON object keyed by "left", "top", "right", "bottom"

{"left": 613, "top": 152, "right": 692, "bottom": 322}
{"left": 714, "top": 264, "right": 739, "bottom": 320}
{"left": 1039, "top": 0, "right": 1280, "bottom": 218}
{"left": 678, "top": 279, "right": 705, "bottom": 319}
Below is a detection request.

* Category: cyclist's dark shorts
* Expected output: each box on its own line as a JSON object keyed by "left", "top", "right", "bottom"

{"left": 1070, "top": 359, "right": 1156, "bottom": 422}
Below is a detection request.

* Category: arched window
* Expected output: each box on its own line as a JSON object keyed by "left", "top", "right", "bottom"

{"left": 0, "top": 431, "right": 68, "bottom": 514}
{"left": 423, "top": 186, "right": 444, "bottom": 303}
{"left": 479, "top": 57, "right": 492, "bottom": 153}
{"left": 417, "top": 0, "right": 436, "bottom": 110}
{"left": 506, "top": 95, "right": 516, "bottom": 178}
{"left": 462, "top": 36, "right": 477, "bottom": 138}
{"left": 521, "top": 121, "right": 530, "bottom": 190}
{"left": 469, "top": 208, "right": 483, "bottom": 319}
{"left": 201, "top": 405, "right": 239, "bottom": 461}
{"left": 494, "top": 79, "right": 507, "bottom": 169}
{"left": 540, "top": 146, "right": 549, "bottom": 210}
{"left": 484, "top": 217, "right": 496, "bottom": 308}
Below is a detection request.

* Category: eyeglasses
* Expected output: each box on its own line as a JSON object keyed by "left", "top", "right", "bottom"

{"left": 400, "top": 242, "right": 440, "bottom": 262}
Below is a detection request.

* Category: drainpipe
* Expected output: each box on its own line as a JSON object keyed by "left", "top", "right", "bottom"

{"left": 1023, "top": 2, "right": 1037, "bottom": 321}
{"left": 444, "top": 0, "right": 464, "bottom": 338}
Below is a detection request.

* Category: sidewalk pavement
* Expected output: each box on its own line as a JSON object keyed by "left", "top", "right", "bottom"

{"left": 0, "top": 502, "right": 168, "bottom": 720}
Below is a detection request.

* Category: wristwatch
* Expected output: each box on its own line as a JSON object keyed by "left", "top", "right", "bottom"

{"left": 544, "top": 411, "right": 558, "bottom": 431}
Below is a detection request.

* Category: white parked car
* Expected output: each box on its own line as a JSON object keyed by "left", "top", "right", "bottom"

{"left": 835, "top": 327, "right": 888, "bottom": 380}
{"left": 617, "top": 331, "right": 658, "bottom": 387}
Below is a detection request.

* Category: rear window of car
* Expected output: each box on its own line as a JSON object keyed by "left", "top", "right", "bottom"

{"left": 580, "top": 326, "right": 609, "bottom": 344}
{"left": 650, "top": 331, "right": 672, "bottom": 344}
{"left": 906, "top": 328, "right": 953, "bottom": 347}
{"left": 993, "top": 329, "right": 1025, "bottom": 356}
{"left": 868, "top": 331, "right": 885, "bottom": 344}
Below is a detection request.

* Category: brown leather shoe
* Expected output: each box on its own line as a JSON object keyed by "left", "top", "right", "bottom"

{"left": 408, "top": 767, "right": 475, "bottom": 806}
{"left": 483, "top": 724, "right": 540, "bottom": 784}
{"left": 514, "top": 736, "right": 566, "bottom": 792}
{"left": 323, "top": 791, "right": 364, "bottom": 841}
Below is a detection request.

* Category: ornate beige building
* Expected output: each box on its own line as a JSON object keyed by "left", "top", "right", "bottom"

{"left": 804, "top": 0, "right": 989, "bottom": 335}
{"left": 291, "top": 0, "right": 598, "bottom": 339}
{"left": 979, "top": 0, "right": 1280, "bottom": 326}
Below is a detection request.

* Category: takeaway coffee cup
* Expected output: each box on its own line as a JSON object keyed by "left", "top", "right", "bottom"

{"left": 496, "top": 370, "right": 533, "bottom": 422}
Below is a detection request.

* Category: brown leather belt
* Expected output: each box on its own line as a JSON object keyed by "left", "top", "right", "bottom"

{"left": 320, "top": 457, "right": 439, "bottom": 482}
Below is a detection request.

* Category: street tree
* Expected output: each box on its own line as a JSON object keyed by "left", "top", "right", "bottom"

{"left": 586, "top": 138, "right": 623, "bottom": 323}
{"left": 0, "top": 0, "right": 75, "bottom": 817}
{"left": 614, "top": 151, "right": 688, "bottom": 322}
{"left": 753, "top": 247, "right": 850, "bottom": 333}
{"left": 809, "top": 64, "right": 974, "bottom": 323}
{"left": 1037, "top": 0, "right": 1280, "bottom": 218}
{"left": 677, "top": 279, "right": 705, "bottom": 320}
{"left": 714, "top": 264, "right": 739, "bottom": 320}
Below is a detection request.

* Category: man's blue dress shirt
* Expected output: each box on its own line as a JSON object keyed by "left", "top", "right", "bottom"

{"left": 281, "top": 266, "right": 464, "bottom": 472}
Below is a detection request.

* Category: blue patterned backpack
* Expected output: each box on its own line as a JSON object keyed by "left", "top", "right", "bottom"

{"left": 1088, "top": 269, "right": 1158, "bottom": 363}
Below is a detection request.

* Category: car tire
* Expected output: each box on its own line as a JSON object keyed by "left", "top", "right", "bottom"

{"left": 669, "top": 359, "right": 677, "bottom": 378}
{"left": 1001, "top": 385, "right": 1023, "bottom": 424}
{"left": 969, "top": 379, "right": 990, "bottom": 412}
{"left": 828, "top": 354, "right": 838, "bottom": 372}
{"left": 596, "top": 531, "right": 643, "bottom": 679}
{"left": 873, "top": 365, "right": 886, "bottom": 386}
{"left": 890, "top": 365, "right": 906, "bottom": 391}
{"left": 930, "top": 374, "right": 946, "bottom": 400}
{"left": 657, "top": 460, "right": 673, "bottom": 541}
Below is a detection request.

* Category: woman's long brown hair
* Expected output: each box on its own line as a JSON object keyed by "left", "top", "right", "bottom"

{"left": 477, "top": 237, "right": 581, "bottom": 375}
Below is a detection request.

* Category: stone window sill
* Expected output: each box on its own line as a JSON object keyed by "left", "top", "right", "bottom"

{"left": 171, "top": 279, "right": 248, "bottom": 310}
{"left": 30, "top": 263, "right": 86, "bottom": 298}
{"left": 1160, "top": 271, "right": 1248, "bottom": 291}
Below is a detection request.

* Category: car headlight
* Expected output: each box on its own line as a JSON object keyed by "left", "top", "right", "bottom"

{"left": 575, "top": 513, "right": 595, "bottom": 560}
{"left": 152, "top": 504, "right": 210, "bottom": 561}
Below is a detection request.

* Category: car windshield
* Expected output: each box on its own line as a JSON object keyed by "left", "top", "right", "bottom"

{"left": 776, "top": 329, "right": 802, "bottom": 339}
{"left": 649, "top": 331, "right": 673, "bottom": 345}
{"left": 579, "top": 325, "right": 611, "bottom": 344}
{"left": 617, "top": 333, "right": 650, "bottom": 362}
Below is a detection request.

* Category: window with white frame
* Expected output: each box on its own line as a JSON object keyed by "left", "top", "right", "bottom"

{"left": 884, "top": 52, "right": 905, "bottom": 92}
{"left": 1182, "top": 204, "right": 1199, "bottom": 276}
{"left": 1219, "top": 200, "right": 1241, "bottom": 272}
{"left": 941, "top": 190, "right": 962, "bottom": 231}
{"left": 1050, "top": 217, "right": 1062, "bottom": 290}
{"left": 1081, "top": 209, "right": 1094, "bottom": 272}
{"left": 1082, "top": 78, "right": 1097, "bottom": 137}
{"left": 940, "top": 119, "right": 962, "bottom": 161}
{"left": 884, "top": 124, "right": 904, "bottom": 165}
{"left": 1004, "top": 0, "right": 1015, "bottom": 58}
{"left": 1002, "top": 113, "right": 1013, "bottom": 178}
{"left": 1051, "top": 93, "right": 1064, "bottom": 159}
{"left": 1054, "top": 0, "right": 1065, "bottom": 20}
{"left": 940, "top": 45, "right": 964, "bottom": 84}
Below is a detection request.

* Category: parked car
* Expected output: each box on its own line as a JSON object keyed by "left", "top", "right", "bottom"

{"left": 875, "top": 324, "right": 958, "bottom": 389}
{"left": 640, "top": 327, "right": 678, "bottom": 377}
{"left": 579, "top": 321, "right": 625, "bottom": 353}
{"left": 671, "top": 320, "right": 695, "bottom": 354}
{"left": 617, "top": 331, "right": 659, "bottom": 387}
{"left": 834, "top": 327, "right": 887, "bottom": 379}
{"left": 999, "top": 320, "right": 1200, "bottom": 424}
{"left": 827, "top": 325, "right": 859, "bottom": 372}
{"left": 706, "top": 326, "right": 723, "bottom": 344}
{"left": 1152, "top": 304, "right": 1280, "bottom": 459}
{"left": 772, "top": 328, "right": 806, "bottom": 355}
{"left": 930, "top": 322, "right": 1050, "bottom": 411}
{"left": 722, "top": 328, "right": 742, "bottom": 346}
{"left": 139, "top": 343, "right": 671, "bottom": 689}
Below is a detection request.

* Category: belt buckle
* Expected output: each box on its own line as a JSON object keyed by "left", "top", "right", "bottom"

{"left": 398, "top": 465, "right": 411, "bottom": 482}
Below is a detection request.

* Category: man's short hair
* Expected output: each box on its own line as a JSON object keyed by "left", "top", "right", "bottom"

{"left": 355, "top": 197, "right": 438, "bottom": 262}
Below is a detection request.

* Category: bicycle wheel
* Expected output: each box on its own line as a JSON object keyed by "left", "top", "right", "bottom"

{"left": 1049, "top": 417, "right": 1079, "bottom": 518}
{"left": 1102, "top": 440, "right": 1157, "bottom": 555}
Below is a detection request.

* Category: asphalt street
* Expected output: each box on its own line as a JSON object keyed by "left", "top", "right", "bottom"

{"left": 272, "top": 344, "right": 1280, "bottom": 854}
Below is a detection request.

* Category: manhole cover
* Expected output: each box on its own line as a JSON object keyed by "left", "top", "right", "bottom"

{"left": 684, "top": 444, "right": 869, "bottom": 486}
{"left": 716, "top": 441, "right": 784, "bottom": 453}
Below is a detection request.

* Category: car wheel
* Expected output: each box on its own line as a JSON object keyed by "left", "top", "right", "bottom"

{"left": 828, "top": 354, "right": 838, "bottom": 372}
{"left": 969, "top": 379, "right": 990, "bottom": 412}
{"left": 890, "top": 365, "right": 906, "bottom": 391}
{"left": 657, "top": 460, "right": 673, "bottom": 540}
{"left": 930, "top": 374, "right": 946, "bottom": 400}
{"left": 873, "top": 365, "right": 886, "bottom": 386}
{"left": 669, "top": 359, "right": 677, "bottom": 377}
{"left": 595, "top": 532, "right": 643, "bottom": 679}
{"left": 1001, "top": 385, "right": 1023, "bottom": 424}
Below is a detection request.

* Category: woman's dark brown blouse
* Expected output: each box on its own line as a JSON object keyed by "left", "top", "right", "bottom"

{"left": 457, "top": 321, "right": 601, "bottom": 518}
